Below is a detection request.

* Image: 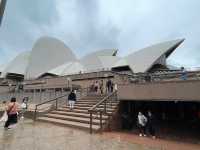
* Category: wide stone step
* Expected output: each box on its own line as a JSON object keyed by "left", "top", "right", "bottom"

{"left": 57, "top": 108, "right": 114, "bottom": 116}
{"left": 74, "top": 103, "right": 118, "bottom": 109}
{"left": 76, "top": 101, "right": 119, "bottom": 105}
{"left": 75, "top": 101, "right": 100, "bottom": 104}
{"left": 51, "top": 110, "right": 109, "bottom": 120}
{"left": 77, "top": 100, "right": 102, "bottom": 103}
{"left": 76, "top": 101, "right": 118, "bottom": 105}
{"left": 43, "top": 113, "right": 105, "bottom": 125}
{"left": 37, "top": 117, "right": 100, "bottom": 131}
{"left": 57, "top": 108, "right": 88, "bottom": 113}
{"left": 62, "top": 106, "right": 115, "bottom": 112}
{"left": 81, "top": 97, "right": 106, "bottom": 100}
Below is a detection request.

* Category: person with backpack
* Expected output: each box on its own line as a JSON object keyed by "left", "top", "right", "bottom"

{"left": 137, "top": 112, "right": 148, "bottom": 137}
{"left": 68, "top": 90, "right": 76, "bottom": 110}
{"left": 4, "top": 97, "right": 19, "bottom": 129}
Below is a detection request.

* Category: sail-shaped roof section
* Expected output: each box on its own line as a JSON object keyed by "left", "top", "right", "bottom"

{"left": 79, "top": 49, "right": 118, "bottom": 71}
{"left": 113, "top": 39, "right": 184, "bottom": 73}
{"left": 1, "top": 51, "right": 30, "bottom": 77}
{"left": 0, "top": 63, "right": 7, "bottom": 74}
{"left": 25, "top": 37, "right": 77, "bottom": 79}
{"left": 48, "top": 61, "right": 85, "bottom": 76}
{"left": 98, "top": 56, "right": 120, "bottom": 69}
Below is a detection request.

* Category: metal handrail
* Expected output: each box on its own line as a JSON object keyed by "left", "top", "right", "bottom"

{"left": 34, "top": 87, "right": 89, "bottom": 120}
{"left": 88, "top": 91, "right": 118, "bottom": 133}
{"left": 88, "top": 92, "right": 117, "bottom": 112}
{"left": 34, "top": 93, "right": 68, "bottom": 121}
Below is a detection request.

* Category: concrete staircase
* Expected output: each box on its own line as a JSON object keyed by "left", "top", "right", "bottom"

{"left": 37, "top": 94, "right": 119, "bottom": 132}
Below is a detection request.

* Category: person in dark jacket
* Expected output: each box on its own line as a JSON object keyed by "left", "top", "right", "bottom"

{"left": 68, "top": 90, "right": 76, "bottom": 110}
{"left": 147, "top": 111, "right": 156, "bottom": 139}
{"left": 106, "top": 79, "right": 112, "bottom": 93}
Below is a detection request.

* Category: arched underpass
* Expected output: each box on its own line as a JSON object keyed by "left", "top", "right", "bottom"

{"left": 117, "top": 79, "right": 200, "bottom": 143}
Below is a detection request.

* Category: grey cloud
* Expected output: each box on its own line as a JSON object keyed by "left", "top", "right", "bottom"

{"left": 0, "top": 0, "right": 199, "bottom": 68}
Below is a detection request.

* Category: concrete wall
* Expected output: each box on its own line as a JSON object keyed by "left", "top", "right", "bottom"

{"left": 118, "top": 80, "right": 200, "bottom": 101}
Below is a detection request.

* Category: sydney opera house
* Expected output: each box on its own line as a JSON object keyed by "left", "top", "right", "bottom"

{"left": 0, "top": 36, "right": 184, "bottom": 80}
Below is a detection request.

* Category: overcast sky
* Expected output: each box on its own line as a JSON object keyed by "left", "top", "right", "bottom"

{"left": 0, "top": 0, "right": 199, "bottom": 69}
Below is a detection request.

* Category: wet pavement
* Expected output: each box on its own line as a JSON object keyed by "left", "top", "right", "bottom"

{"left": 0, "top": 119, "right": 158, "bottom": 150}
{"left": 102, "top": 132, "right": 200, "bottom": 150}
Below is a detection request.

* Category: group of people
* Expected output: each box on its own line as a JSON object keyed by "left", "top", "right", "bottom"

{"left": 137, "top": 111, "right": 156, "bottom": 139}
{"left": 90, "top": 79, "right": 117, "bottom": 94}
{"left": 0, "top": 97, "right": 28, "bottom": 129}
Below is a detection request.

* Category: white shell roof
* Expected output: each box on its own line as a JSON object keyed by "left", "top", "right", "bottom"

{"left": 0, "top": 63, "right": 7, "bottom": 73}
{"left": 25, "top": 36, "right": 77, "bottom": 79}
{"left": 81, "top": 49, "right": 118, "bottom": 58}
{"left": 0, "top": 37, "right": 185, "bottom": 79}
{"left": 113, "top": 58, "right": 129, "bottom": 67}
{"left": 80, "top": 49, "right": 118, "bottom": 71}
{"left": 98, "top": 56, "right": 121, "bottom": 69}
{"left": 48, "top": 61, "right": 85, "bottom": 76}
{"left": 1, "top": 51, "right": 30, "bottom": 77}
{"left": 113, "top": 39, "right": 184, "bottom": 73}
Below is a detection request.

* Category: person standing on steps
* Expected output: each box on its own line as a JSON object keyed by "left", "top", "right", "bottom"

{"left": 106, "top": 79, "right": 112, "bottom": 93}
{"left": 180, "top": 66, "right": 187, "bottom": 80}
{"left": 94, "top": 81, "right": 99, "bottom": 93}
{"left": 99, "top": 80, "right": 104, "bottom": 94}
{"left": 68, "top": 90, "right": 76, "bottom": 110}
{"left": 4, "top": 97, "right": 19, "bottom": 129}
{"left": 114, "top": 82, "right": 118, "bottom": 92}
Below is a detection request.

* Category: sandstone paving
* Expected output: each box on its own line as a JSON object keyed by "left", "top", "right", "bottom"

{"left": 0, "top": 119, "right": 158, "bottom": 150}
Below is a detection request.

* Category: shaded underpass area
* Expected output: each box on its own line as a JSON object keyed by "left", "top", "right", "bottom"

{"left": 119, "top": 100, "right": 200, "bottom": 143}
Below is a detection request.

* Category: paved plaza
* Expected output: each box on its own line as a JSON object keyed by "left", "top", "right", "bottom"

{"left": 0, "top": 119, "right": 158, "bottom": 150}
{"left": 0, "top": 119, "right": 200, "bottom": 150}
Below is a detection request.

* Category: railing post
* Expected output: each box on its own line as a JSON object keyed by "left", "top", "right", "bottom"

{"left": 100, "top": 110, "right": 103, "bottom": 132}
{"left": 90, "top": 111, "right": 93, "bottom": 134}
{"left": 86, "top": 87, "right": 88, "bottom": 96}
{"left": 56, "top": 99, "right": 58, "bottom": 110}
{"left": 34, "top": 106, "right": 37, "bottom": 121}
{"left": 104, "top": 100, "right": 107, "bottom": 113}
{"left": 39, "top": 89, "right": 42, "bottom": 103}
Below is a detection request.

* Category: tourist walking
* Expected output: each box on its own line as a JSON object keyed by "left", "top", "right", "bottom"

{"left": 111, "top": 81, "right": 114, "bottom": 92}
{"left": 106, "top": 79, "right": 112, "bottom": 93}
{"left": 137, "top": 112, "right": 148, "bottom": 137}
{"left": 94, "top": 81, "right": 99, "bottom": 93}
{"left": 89, "top": 81, "right": 94, "bottom": 92}
{"left": 20, "top": 97, "right": 28, "bottom": 119}
{"left": 147, "top": 111, "right": 156, "bottom": 139}
{"left": 114, "top": 83, "right": 118, "bottom": 92}
{"left": 180, "top": 67, "right": 187, "bottom": 80}
{"left": 4, "top": 97, "right": 19, "bottom": 129}
{"left": 99, "top": 80, "right": 104, "bottom": 94}
{"left": 68, "top": 90, "right": 76, "bottom": 110}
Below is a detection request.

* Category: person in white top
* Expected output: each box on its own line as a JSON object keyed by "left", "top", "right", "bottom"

{"left": 94, "top": 81, "right": 99, "bottom": 93}
{"left": 138, "top": 112, "right": 148, "bottom": 137}
{"left": 114, "top": 83, "right": 118, "bottom": 91}
{"left": 0, "top": 101, "right": 8, "bottom": 123}
{"left": 20, "top": 97, "right": 28, "bottom": 119}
